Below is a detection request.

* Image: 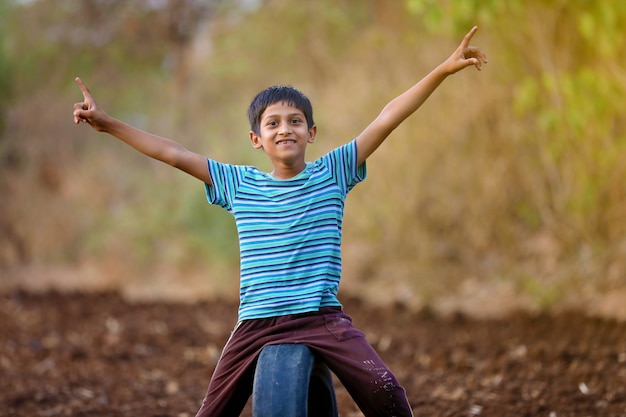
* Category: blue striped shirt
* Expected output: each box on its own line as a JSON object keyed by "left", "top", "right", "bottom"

{"left": 205, "top": 139, "right": 366, "bottom": 320}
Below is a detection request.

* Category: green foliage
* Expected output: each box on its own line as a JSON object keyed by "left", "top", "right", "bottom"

{"left": 0, "top": 0, "right": 15, "bottom": 133}
{"left": 578, "top": 1, "right": 626, "bottom": 58}
{"left": 409, "top": 0, "right": 626, "bottom": 236}
{"left": 406, "top": 0, "right": 523, "bottom": 34}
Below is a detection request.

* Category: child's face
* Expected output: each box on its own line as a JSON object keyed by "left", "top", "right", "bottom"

{"left": 249, "top": 101, "right": 316, "bottom": 165}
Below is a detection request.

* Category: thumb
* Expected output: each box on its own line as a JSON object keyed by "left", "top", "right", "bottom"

{"left": 456, "top": 54, "right": 481, "bottom": 71}
{"left": 467, "top": 57, "right": 482, "bottom": 71}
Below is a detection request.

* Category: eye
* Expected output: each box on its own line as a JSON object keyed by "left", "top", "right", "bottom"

{"left": 291, "top": 118, "right": 303, "bottom": 124}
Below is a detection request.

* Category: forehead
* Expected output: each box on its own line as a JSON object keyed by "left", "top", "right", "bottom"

{"left": 261, "top": 101, "right": 305, "bottom": 119}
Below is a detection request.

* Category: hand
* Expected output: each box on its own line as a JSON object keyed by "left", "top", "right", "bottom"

{"left": 73, "top": 77, "right": 108, "bottom": 131}
{"left": 442, "top": 26, "right": 488, "bottom": 74}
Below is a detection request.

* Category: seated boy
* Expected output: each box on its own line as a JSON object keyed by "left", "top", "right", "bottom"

{"left": 73, "top": 26, "right": 487, "bottom": 417}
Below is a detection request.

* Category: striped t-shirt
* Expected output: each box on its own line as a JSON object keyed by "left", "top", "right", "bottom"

{"left": 205, "top": 139, "right": 366, "bottom": 321}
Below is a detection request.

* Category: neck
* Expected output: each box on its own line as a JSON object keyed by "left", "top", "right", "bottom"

{"left": 270, "top": 160, "right": 306, "bottom": 179}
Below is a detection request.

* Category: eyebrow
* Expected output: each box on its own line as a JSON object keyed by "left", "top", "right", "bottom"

{"left": 262, "top": 112, "right": 305, "bottom": 121}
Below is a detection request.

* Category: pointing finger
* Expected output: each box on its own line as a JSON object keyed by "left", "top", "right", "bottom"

{"left": 461, "top": 26, "right": 478, "bottom": 48}
{"left": 75, "top": 77, "right": 92, "bottom": 100}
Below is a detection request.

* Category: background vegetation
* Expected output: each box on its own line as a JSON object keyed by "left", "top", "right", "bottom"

{"left": 1, "top": 0, "right": 625, "bottom": 317}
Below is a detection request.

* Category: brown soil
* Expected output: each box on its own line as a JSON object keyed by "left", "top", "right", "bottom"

{"left": 1, "top": 290, "right": 625, "bottom": 417}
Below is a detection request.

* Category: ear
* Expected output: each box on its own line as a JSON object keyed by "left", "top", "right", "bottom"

{"left": 249, "top": 131, "right": 263, "bottom": 149}
{"left": 307, "top": 125, "right": 317, "bottom": 143}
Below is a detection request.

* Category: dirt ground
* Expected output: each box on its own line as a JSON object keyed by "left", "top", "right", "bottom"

{"left": 1, "top": 290, "right": 625, "bottom": 417}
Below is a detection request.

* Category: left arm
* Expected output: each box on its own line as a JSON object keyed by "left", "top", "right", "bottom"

{"left": 355, "top": 26, "right": 488, "bottom": 165}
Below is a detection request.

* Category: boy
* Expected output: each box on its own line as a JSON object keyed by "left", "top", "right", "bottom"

{"left": 73, "top": 26, "right": 487, "bottom": 417}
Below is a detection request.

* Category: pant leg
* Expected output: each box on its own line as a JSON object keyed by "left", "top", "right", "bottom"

{"left": 194, "top": 321, "right": 264, "bottom": 417}
{"left": 304, "top": 312, "right": 414, "bottom": 417}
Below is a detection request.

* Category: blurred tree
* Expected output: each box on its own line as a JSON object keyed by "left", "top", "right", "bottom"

{"left": 404, "top": 0, "right": 626, "bottom": 292}
{"left": 0, "top": 0, "right": 15, "bottom": 134}
{"left": 0, "top": 0, "right": 227, "bottom": 268}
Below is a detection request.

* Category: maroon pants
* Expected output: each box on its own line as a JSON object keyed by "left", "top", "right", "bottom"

{"left": 194, "top": 307, "right": 414, "bottom": 417}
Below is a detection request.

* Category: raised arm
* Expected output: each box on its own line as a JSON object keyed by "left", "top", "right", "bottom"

{"left": 355, "top": 26, "right": 487, "bottom": 166}
{"left": 73, "top": 78, "right": 212, "bottom": 185}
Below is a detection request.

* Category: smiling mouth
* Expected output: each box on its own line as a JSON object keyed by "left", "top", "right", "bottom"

{"left": 276, "top": 140, "right": 296, "bottom": 145}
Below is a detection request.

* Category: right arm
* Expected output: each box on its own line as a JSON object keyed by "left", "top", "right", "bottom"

{"left": 73, "top": 77, "right": 212, "bottom": 185}
{"left": 354, "top": 26, "right": 487, "bottom": 166}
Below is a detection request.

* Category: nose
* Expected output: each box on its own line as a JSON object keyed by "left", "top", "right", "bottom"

{"left": 278, "top": 123, "right": 292, "bottom": 135}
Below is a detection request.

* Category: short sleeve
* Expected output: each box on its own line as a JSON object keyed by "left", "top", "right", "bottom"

{"left": 320, "top": 139, "right": 367, "bottom": 195}
{"left": 204, "top": 159, "right": 246, "bottom": 212}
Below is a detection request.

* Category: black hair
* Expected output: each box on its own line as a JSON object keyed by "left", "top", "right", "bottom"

{"left": 247, "top": 85, "right": 315, "bottom": 135}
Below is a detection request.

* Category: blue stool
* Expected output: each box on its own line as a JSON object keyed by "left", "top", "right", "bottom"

{"left": 252, "top": 344, "right": 338, "bottom": 417}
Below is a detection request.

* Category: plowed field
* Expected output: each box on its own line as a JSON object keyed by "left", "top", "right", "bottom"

{"left": 2, "top": 291, "right": 625, "bottom": 416}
